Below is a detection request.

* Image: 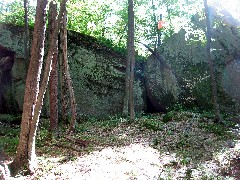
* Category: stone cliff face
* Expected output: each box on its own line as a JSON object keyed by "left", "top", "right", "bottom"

{"left": 1, "top": 23, "right": 239, "bottom": 117}
{"left": 0, "top": 23, "right": 144, "bottom": 117}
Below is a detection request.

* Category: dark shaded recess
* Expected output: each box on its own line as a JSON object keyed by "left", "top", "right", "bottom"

{"left": 0, "top": 44, "right": 15, "bottom": 114}
{"left": 145, "top": 95, "right": 159, "bottom": 113}
{"left": 146, "top": 90, "right": 167, "bottom": 113}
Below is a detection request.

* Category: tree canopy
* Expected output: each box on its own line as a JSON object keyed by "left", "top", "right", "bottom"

{"left": 1, "top": 0, "right": 239, "bottom": 57}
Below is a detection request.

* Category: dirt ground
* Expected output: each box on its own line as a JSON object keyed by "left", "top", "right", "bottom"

{"left": 1, "top": 113, "right": 240, "bottom": 179}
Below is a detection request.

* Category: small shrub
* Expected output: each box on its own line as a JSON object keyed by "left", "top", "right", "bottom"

{"left": 163, "top": 111, "right": 176, "bottom": 123}
{"left": 198, "top": 123, "right": 229, "bottom": 136}
{"left": 36, "top": 128, "right": 49, "bottom": 147}
{"left": 0, "top": 137, "right": 19, "bottom": 154}
{"left": 152, "top": 138, "right": 159, "bottom": 146}
{"left": 141, "top": 119, "right": 163, "bottom": 131}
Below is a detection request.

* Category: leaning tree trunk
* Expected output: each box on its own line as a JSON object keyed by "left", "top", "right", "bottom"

{"left": 60, "top": 4, "right": 77, "bottom": 132}
{"left": 8, "top": 0, "right": 48, "bottom": 176}
{"left": 28, "top": 1, "right": 59, "bottom": 168}
{"left": 128, "top": 0, "right": 135, "bottom": 120}
{"left": 204, "top": 0, "right": 222, "bottom": 123}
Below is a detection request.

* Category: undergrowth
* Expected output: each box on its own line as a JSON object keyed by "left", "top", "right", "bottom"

{"left": 0, "top": 110, "right": 239, "bottom": 179}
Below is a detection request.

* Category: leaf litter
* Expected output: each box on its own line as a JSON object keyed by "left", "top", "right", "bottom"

{"left": 2, "top": 111, "right": 240, "bottom": 179}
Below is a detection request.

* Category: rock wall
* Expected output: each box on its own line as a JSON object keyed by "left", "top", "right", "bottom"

{"left": 144, "top": 28, "right": 240, "bottom": 113}
{"left": 0, "top": 23, "right": 144, "bottom": 117}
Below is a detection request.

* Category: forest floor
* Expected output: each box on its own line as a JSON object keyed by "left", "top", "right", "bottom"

{"left": 0, "top": 111, "right": 240, "bottom": 179}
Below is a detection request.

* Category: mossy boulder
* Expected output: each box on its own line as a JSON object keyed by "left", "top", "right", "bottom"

{"left": 144, "top": 52, "right": 179, "bottom": 112}
{"left": 0, "top": 23, "right": 144, "bottom": 117}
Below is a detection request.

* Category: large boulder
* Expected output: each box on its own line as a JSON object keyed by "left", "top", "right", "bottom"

{"left": 144, "top": 52, "right": 178, "bottom": 112}
{"left": 144, "top": 25, "right": 240, "bottom": 113}
{"left": 68, "top": 31, "right": 144, "bottom": 117}
{"left": 0, "top": 23, "right": 144, "bottom": 117}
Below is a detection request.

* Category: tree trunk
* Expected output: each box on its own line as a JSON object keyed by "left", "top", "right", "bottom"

{"left": 49, "top": 1, "right": 59, "bottom": 136}
{"left": 28, "top": 1, "right": 59, "bottom": 168}
{"left": 24, "top": 0, "right": 30, "bottom": 69}
{"left": 204, "top": 0, "right": 222, "bottom": 123}
{"left": 60, "top": 52, "right": 68, "bottom": 123}
{"left": 123, "top": 52, "right": 130, "bottom": 116}
{"left": 60, "top": 3, "right": 77, "bottom": 132}
{"left": 128, "top": 0, "right": 135, "bottom": 120}
{"left": 8, "top": 0, "right": 48, "bottom": 176}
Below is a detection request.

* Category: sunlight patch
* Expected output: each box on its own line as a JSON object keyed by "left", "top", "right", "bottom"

{"left": 39, "top": 143, "right": 162, "bottom": 179}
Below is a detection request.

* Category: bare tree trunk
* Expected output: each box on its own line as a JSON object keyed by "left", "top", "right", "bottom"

{"left": 28, "top": 1, "right": 59, "bottom": 167}
{"left": 60, "top": 52, "right": 68, "bottom": 123}
{"left": 58, "top": 0, "right": 68, "bottom": 124}
{"left": 123, "top": 54, "right": 130, "bottom": 116}
{"left": 123, "top": 0, "right": 135, "bottom": 119}
{"left": 204, "top": 0, "right": 222, "bottom": 123}
{"left": 128, "top": 0, "right": 135, "bottom": 120}
{"left": 60, "top": 3, "right": 77, "bottom": 132}
{"left": 24, "top": 0, "right": 30, "bottom": 69}
{"left": 49, "top": 2, "right": 59, "bottom": 136}
{"left": 8, "top": 0, "right": 48, "bottom": 176}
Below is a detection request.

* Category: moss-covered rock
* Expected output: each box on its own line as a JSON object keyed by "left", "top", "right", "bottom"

{"left": 0, "top": 23, "right": 144, "bottom": 117}
{"left": 144, "top": 52, "right": 179, "bottom": 112}
{"left": 144, "top": 26, "right": 240, "bottom": 113}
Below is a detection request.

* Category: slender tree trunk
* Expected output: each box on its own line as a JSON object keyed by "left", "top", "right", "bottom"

{"left": 123, "top": 53, "right": 130, "bottom": 116}
{"left": 49, "top": 2, "right": 59, "bottom": 136}
{"left": 60, "top": 3, "right": 77, "bottom": 132}
{"left": 204, "top": 0, "right": 222, "bottom": 122}
{"left": 58, "top": 0, "right": 69, "bottom": 124}
{"left": 123, "top": 0, "right": 135, "bottom": 120}
{"left": 58, "top": 0, "right": 68, "bottom": 124}
{"left": 8, "top": 0, "right": 48, "bottom": 176}
{"left": 60, "top": 52, "right": 68, "bottom": 123}
{"left": 128, "top": 0, "right": 135, "bottom": 120}
{"left": 28, "top": 1, "right": 59, "bottom": 165}
{"left": 24, "top": 0, "right": 30, "bottom": 69}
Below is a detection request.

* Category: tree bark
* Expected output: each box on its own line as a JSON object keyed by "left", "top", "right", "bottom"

{"left": 123, "top": 0, "right": 135, "bottom": 119}
{"left": 28, "top": 1, "right": 59, "bottom": 168}
{"left": 59, "top": 0, "right": 68, "bottom": 124}
{"left": 49, "top": 2, "right": 59, "bottom": 136}
{"left": 24, "top": 0, "right": 30, "bottom": 69}
{"left": 60, "top": 52, "right": 68, "bottom": 123}
{"left": 128, "top": 0, "right": 135, "bottom": 121}
{"left": 60, "top": 2, "right": 77, "bottom": 132}
{"left": 8, "top": 0, "right": 48, "bottom": 176}
{"left": 204, "top": 0, "right": 222, "bottom": 123}
{"left": 123, "top": 52, "right": 130, "bottom": 116}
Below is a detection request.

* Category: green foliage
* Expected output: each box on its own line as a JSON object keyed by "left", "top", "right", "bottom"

{"left": 141, "top": 118, "right": 163, "bottom": 131}
{"left": 163, "top": 111, "right": 176, "bottom": 123}
{"left": 36, "top": 128, "right": 49, "bottom": 147}
{"left": 198, "top": 122, "right": 229, "bottom": 136}
{"left": 199, "top": 111, "right": 215, "bottom": 119}
{"left": 97, "top": 119, "right": 120, "bottom": 131}
{"left": 0, "top": 114, "right": 21, "bottom": 124}
{"left": 0, "top": 124, "right": 20, "bottom": 154}
{"left": 0, "top": 0, "right": 35, "bottom": 27}
{"left": 0, "top": 136, "right": 19, "bottom": 154}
